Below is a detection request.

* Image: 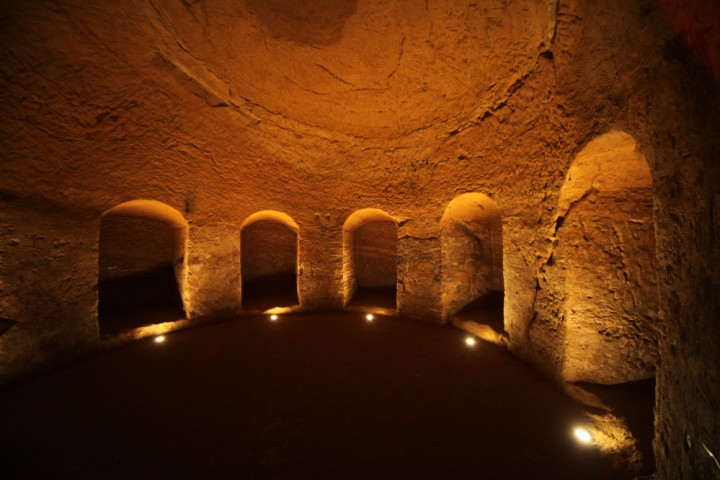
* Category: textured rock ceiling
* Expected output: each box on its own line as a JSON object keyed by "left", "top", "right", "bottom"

{"left": 132, "top": 0, "right": 552, "bottom": 139}
{"left": 0, "top": 0, "right": 565, "bottom": 218}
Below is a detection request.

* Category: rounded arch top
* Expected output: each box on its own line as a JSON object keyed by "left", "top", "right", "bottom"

{"left": 103, "top": 199, "right": 187, "bottom": 228}
{"left": 343, "top": 208, "right": 397, "bottom": 232}
{"left": 241, "top": 210, "right": 299, "bottom": 231}
{"left": 559, "top": 131, "right": 652, "bottom": 211}
{"left": 441, "top": 193, "right": 501, "bottom": 229}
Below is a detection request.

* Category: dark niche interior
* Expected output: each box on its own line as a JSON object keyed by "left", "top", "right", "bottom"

{"left": 97, "top": 205, "right": 186, "bottom": 336}
{"left": 241, "top": 217, "right": 300, "bottom": 312}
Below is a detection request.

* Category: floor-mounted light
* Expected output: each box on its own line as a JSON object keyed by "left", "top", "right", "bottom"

{"left": 154, "top": 335, "right": 166, "bottom": 344}
{"left": 270, "top": 314, "right": 278, "bottom": 321}
{"left": 365, "top": 314, "right": 374, "bottom": 322}
{"left": 573, "top": 427, "right": 593, "bottom": 444}
{"left": 465, "top": 336, "right": 476, "bottom": 347}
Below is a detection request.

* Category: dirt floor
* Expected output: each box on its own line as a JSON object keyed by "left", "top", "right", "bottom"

{"left": 0, "top": 312, "right": 654, "bottom": 479}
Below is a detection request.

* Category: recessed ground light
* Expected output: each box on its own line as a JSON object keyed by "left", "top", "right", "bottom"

{"left": 154, "top": 335, "right": 166, "bottom": 344}
{"left": 465, "top": 336, "right": 476, "bottom": 347}
{"left": 365, "top": 313, "right": 374, "bottom": 322}
{"left": 270, "top": 314, "right": 278, "bottom": 321}
{"left": 573, "top": 427, "right": 593, "bottom": 444}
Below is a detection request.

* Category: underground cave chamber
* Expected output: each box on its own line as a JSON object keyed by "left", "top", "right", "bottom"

{"left": 1, "top": 0, "right": 719, "bottom": 478}
{"left": 0, "top": 138, "right": 672, "bottom": 479}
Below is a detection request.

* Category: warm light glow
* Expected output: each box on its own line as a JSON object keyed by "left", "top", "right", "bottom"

{"left": 365, "top": 313, "right": 374, "bottom": 322}
{"left": 242, "top": 210, "right": 299, "bottom": 231}
{"left": 574, "top": 427, "right": 593, "bottom": 444}
{"left": 264, "top": 306, "right": 295, "bottom": 315}
{"left": 465, "top": 336, "right": 476, "bottom": 347}
{"left": 154, "top": 335, "right": 166, "bottom": 344}
{"left": 343, "top": 208, "right": 397, "bottom": 232}
{"left": 441, "top": 192, "right": 502, "bottom": 228}
{"left": 270, "top": 314, "right": 278, "bottom": 321}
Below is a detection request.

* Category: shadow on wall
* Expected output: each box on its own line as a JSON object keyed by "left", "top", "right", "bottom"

{"left": 97, "top": 200, "right": 187, "bottom": 336}
{"left": 554, "top": 131, "right": 659, "bottom": 385}
{"left": 0, "top": 318, "right": 17, "bottom": 337}
{"left": 246, "top": 0, "right": 357, "bottom": 46}
{"left": 240, "top": 210, "right": 300, "bottom": 312}
{"left": 343, "top": 209, "right": 398, "bottom": 311}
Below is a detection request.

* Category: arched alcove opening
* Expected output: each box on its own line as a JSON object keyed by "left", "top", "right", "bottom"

{"left": 240, "top": 211, "right": 300, "bottom": 312}
{"left": 556, "top": 131, "right": 658, "bottom": 385}
{"left": 343, "top": 209, "right": 398, "bottom": 311}
{"left": 441, "top": 194, "right": 504, "bottom": 341}
{"left": 98, "top": 200, "right": 187, "bottom": 336}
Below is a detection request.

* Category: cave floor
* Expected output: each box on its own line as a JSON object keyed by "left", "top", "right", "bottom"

{"left": 0, "top": 312, "right": 654, "bottom": 480}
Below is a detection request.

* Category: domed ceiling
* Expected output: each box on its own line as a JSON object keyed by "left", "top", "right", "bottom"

{"left": 0, "top": 0, "right": 560, "bottom": 214}
{"left": 135, "top": 0, "right": 554, "bottom": 140}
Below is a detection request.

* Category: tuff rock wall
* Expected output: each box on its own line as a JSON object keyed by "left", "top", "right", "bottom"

{"left": 549, "top": 133, "right": 658, "bottom": 385}
{"left": 1, "top": 0, "right": 719, "bottom": 478}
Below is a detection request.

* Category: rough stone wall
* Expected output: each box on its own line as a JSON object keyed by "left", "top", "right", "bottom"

{"left": 342, "top": 229, "right": 358, "bottom": 305}
{"left": 352, "top": 221, "right": 397, "bottom": 289}
{"left": 642, "top": 39, "right": 720, "bottom": 480}
{"left": 185, "top": 223, "right": 241, "bottom": 319}
{"left": 1, "top": 0, "right": 720, "bottom": 477}
{"left": 0, "top": 204, "right": 99, "bottom": 385}
{"left": 397, "top": 226, "right": 443, "bottom": 322}
{"left": 556, "top": 189, "right": 658, "bottom": 384}
{"left": 533, "top": 132, "right": 660, "bottom": 385}
{"left": 303, "top": 212, "right": 343, "bottom": 310}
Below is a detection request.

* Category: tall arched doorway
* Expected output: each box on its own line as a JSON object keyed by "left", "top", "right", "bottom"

{"left": 98, "top": 200, "right": 187, "bottom": 335}
{"left": 240, "top": 211, "right": 300, "bottom": 311}
{"left": 556, "top": 131, "right": 658, "bottom": 384}
{"left": 441, "top": 193, "right": 504, "bottom": 340}
{"left": 343, "top": 209, "right": 398, "bottom": 311}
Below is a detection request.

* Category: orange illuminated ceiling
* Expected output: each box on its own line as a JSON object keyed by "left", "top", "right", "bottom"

{"left": 135, "top": 0, "right": 555, "bottom": 139}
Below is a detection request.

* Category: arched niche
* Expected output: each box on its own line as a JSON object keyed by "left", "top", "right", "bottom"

{"left": 98, "top": 200, "right": 187, "bottom": 336}
{"left": 343, "top": 209, "right": 398, "bottom": 310}
{"left": 240, "top": 210, "right": 300, "bottom": 311}
{"left": 556, "top": 131, "right": 658, "bottom": 384}
{"left": 441, "top": 194, "right": 504, "bottom": 335}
